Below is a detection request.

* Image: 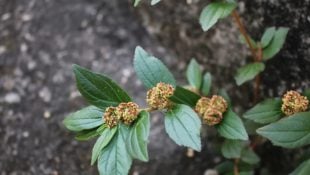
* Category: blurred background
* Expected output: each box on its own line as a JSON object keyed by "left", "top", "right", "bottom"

{"left": 0, "top": 0, "right": 309, "bottom": 174}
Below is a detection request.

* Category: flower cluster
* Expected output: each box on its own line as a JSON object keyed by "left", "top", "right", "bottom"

{"left": 103, "top": 102, "right": 140, "bottom": 128}
{"left": 146, "top": 82, "right": 175, "bottom": 110}
{"left": 281, "top": 90, "right": 309, "bottom": 116}
{"left": 195, "top": 95, "right": 228, "bottom": 126}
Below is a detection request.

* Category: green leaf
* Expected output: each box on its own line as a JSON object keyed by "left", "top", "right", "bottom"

{"left": 63, "top": 106, "right": 104, "bottom": 132}
{"left": 134, "top": 46, "right": 176, "bottom": 89}
{"left": 134, "top": 0, "right": 141, "bottom": 7}
{"left": 201, "top": 72, "right": 212, "bottom": 95}
{"left": 91, "top": 127, "right": 117, "bottom": 165}
{"left": 234, "top": 63, "right": 265, "bottom": 86}
{"left": 215, "top": 161, "right": 234, "bottom": 174}
{"left": 263, "top": 27, "right": 289, "bottom": 60}
{"left": 199, "top": 2, "right": 237, "bottom": 31}
{"left": 75, "top": 128, "right": 100, "bottom": 141}
{"left": 216, "top": 109, "right": 249, "bottom": 140}
{"left": 221, "top": 139, "right": 245, "bottom": 159}
{"left": 290, "top": 159, "right": 310, "bottom": 175}
{"left": 218, "top": 89, "right": 231, "bottom": 107}
{"left": 186, "top": 58, "right": 202, "bottom": 90}
{"left": 97, "top": 125, "right": 132, "bottom": 175}
{"left": 257, "top": 111, "right": 310, "bottom": 148}
{"left": 261, "top": 27, "right": 276, "bottom": 48}
{"left": 151, "top": 0, "right": 161, "bottom": 5}
{"left": 244, "top": 119, "right": 264, "bottom": 135}
{"left": 303, "top": 89, "right": 310, "bottom": 101}
{"left": 243, "top": 98, "right": 283, "bottom": 124}
{"left": 169, "top": 86, "right": 201, "bottom": 108}
{"left": 127, "top": 111, "right": 150, "bottom": 162}
{"left": 240, "top": 147, "right": 260, "bottom": 165}
{"left": 165, "top": 104, "right": 202, "bottom": 151}
{"left": 73, "top": 64, "right": 131, "bottom": 109}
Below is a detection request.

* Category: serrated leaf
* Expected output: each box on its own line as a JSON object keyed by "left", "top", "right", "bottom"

{"left": 201, "top": 72, "right": 212, "bottom": 95}
{"left": 73, "top": 64, "right": 131, "bottom": 109}
{"left": 261, "top": 27, "right": 276, "bottom": 48}
{"left": 169, "top": 86, "right": 201, "bottom": 107}
{"left": 257, "top": 111, "right": 310, "bottom": 148}
{"left": 134, "top": 46, "right": 176, "bottom": 89}
{"left": 151, "top": 0, "right": 161, "bottom": 5}
{"left": 199, "top": 2, "right": 237, "bottom": 31}
{"left": 221, "top": 139, "right": 245, "bottom": 159}
{"left": 290, "top": 159, "right": 310, "bottom": 175}
{"left": 263, "top": 27, "right": 289, "bottom": 60}
{"left": 186, "top": 58, "right": 202, "bottom": 89}
{"left": 234, "top": 63, "right": 265, "bottom": 86}
{"left": 63, "top": 106, "right": 104, "bottom": 132}
{"left": 127, "top": 111, "right": 150, "bottom": 162}
{"left": 241, "top": 147, "right": 260, "bottom": 165}
{"left": 165, "top": 104, "right": 202, "bottom": 151}
{"left": 97, "top": 125, "right": 132, "bottom": 175}
{"left": 91, "top": 127, "right": 117, "bottom": 165}
{"left": 75, "top": 128, "right": 100, "bottom": 141}
{"left": 243, "top": 98, "right": 283, "bottom": 124}
{"left": 216, "top": 109, "right": 249, "bottom": 140}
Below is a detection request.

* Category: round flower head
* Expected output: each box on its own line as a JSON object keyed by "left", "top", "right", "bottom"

{"left": 195, "top": 97, "right": 211, "bottom": 116}
{"left": 210, "top": 95, "right": 228, "bottom": 113}
{"left": 116, "top": 102, "right": 139, "bottom": 125}
{"left": 103, "top": 107, "right": 119, "bottom": 128}
{"left": 281, "top": 90, "right": 309, "bottom": 116}
{"left": 146, "top": 82, "right": 175, "bottom": 110}
{"left": 203, "top": 107, "right": 223, "bottom": 126}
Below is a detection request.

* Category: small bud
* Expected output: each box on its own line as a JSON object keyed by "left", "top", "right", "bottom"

{"left": 281, "top": 90, "right": 309, "bottom": 116}
{"left": 116, "top": 102, "right": 139, "bottom": 125}
{"left": 195, "top": 97, "right": 211, "bottom": 116}
{"left": 103, "top": 107, "right": 119, "bottom": 128}
{"left": 146, "top": 82, "right": 175, "bottom": 110}
{"left": 195, "top": 95, "right": 228, "bottom": 126}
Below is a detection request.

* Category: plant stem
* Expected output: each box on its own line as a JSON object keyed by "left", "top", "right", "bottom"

{"left": 234, "top": 158, "right": 240, "bottom": 175}
{"left": 231, "top": 10, "right": 257, "bottom": 60}
{"left": 254, "top": 44, "right": 263, "bottom": 102}
{"left": 140, "top": 107, "right": 156, "bottom": 112}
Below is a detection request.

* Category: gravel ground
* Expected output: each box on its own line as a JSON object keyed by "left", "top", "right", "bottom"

{"left": 0, "top": 0, "right": 218, "bottom": 174}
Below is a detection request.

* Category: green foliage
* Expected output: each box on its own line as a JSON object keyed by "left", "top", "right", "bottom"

{"left": 216, "top": 109, "right": 249, "bottom": 140}
{"left": 134, "top": 0, "right": 141, "bottom": 7}
{"left": 243, "top": 98, "right": 283, "bottom": 124}
{"left": 261, "top": 27, "right": 276, "bottom": 48}
{"left": 73, "top": 65, "right": 131, "bottom": 109}
{"left": 234, "top": 63, "right": 265, "bottom": 86}
{"left": 97, "top": 125, "right": 132, "bottom": 175}
{"left": 201, "top": 72, "right": 212, "bottom": 95}
{"left": 215, "top": 161, "right": 234, "bottom": 174}
{"left": 186, "top": 58, "right": 202, "bottom": 90}
{"left": 63, "top": 106, "right": 104, "bottom": 132}
{"left": 257, "top": 112, "right": 310, "bottom": 148}
{"left": 75, "top": 128, "right": 101, "bottom": 141}
{"left": 134, "top": 46, "right": 176, "bottom": 88}
{"left": 240, "top": 147, "right": 260, "bottom": 165}
{"left": 303, "top": 89, "right": 310, "bottom": 100}
{"left": 199, "top": 2, "right": 237, "bottom": 31}
{"left": 290, "top": 159, "right": 310, "bottom": 175}
{"left": 169, "top": 86, "right": 201, "bottom": 107}
{"left": 263, "top": 27, "right": 289, "bottom": 60}
{"left": 165, "top": 104, "right": 202, "bottom": 151}
{"left": 151, "top": 0, "right": 161, "bottom": 5}
{"left": 91, "top": 127, "right": 117, "bottom": 165}
{"left": 126, "top": 111, "right": 150, "bottom": 162}
{"left": 221, "top": 139, "right": 245, "bottom": 159}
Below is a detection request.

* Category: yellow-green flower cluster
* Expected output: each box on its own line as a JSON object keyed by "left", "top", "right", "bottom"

{"left": 281, "top": 90, "right": 309, "bottom": 116}
{"left": 103, "top": 102, "right": 140, "bottom": 128}
{"left": 146, "top": 82, "right": 175, "bottom": 110}
{"left": 195, "top": 95, "right": 228, "bottom": 126}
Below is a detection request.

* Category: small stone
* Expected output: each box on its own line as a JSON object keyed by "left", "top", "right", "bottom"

{"left": 186, "top": 148, "right": 195, "bottom": 158}
{"left": 0, "top": 46, "right": 6, "bottom": 55}
{"left": 27, "top": 61, "right": 37, "bottom": 70}
{"left": 39, "top": 87, "right": 52, "bottom": 102}
{"left": 1, "top": 13, "right": 10, "bottom": 21}
{"left": 22, "top": 131, "right": 29, "bottom": 138}
{"left": 20, "top": 43, "right": 28, "bottom": 53}
{"left": 204, "top": 169, "right": 218, "bottom": 175}
{"left": 21, "top": 14, "right": 32, "bottom": 21}
{"left": 4, "top": 93, "right": 21, "bottom": 104}
{"left": 44, "top": 111, "right": 51, "bottom": 119}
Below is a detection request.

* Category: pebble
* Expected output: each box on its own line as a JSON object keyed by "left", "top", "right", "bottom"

{"left": 22, "top": 131, "right": 30, "bottom": 138}
{"left": 204, "top": 169, "right": 218, "bottom": 175}
{"left": 39, "top": 87, "right": 52, "bottom": 102}
{"left": 4, "top": 93, "right": 21, "bottom": 104}
{"left": 44, "top": 111, "right": 51, "bottom": 119}
{"left": 0, "top": 46, "right": 6, "bottom": 55}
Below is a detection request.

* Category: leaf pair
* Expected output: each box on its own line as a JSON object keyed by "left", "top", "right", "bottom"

{"left": 134, "top": 46, "right": 202, "bottom": 151}
{"left": 244, "top": 99, "right": 310, "bottom": 148}
{"left": 186, "top": 58, "right": 212, "bottom": 96}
